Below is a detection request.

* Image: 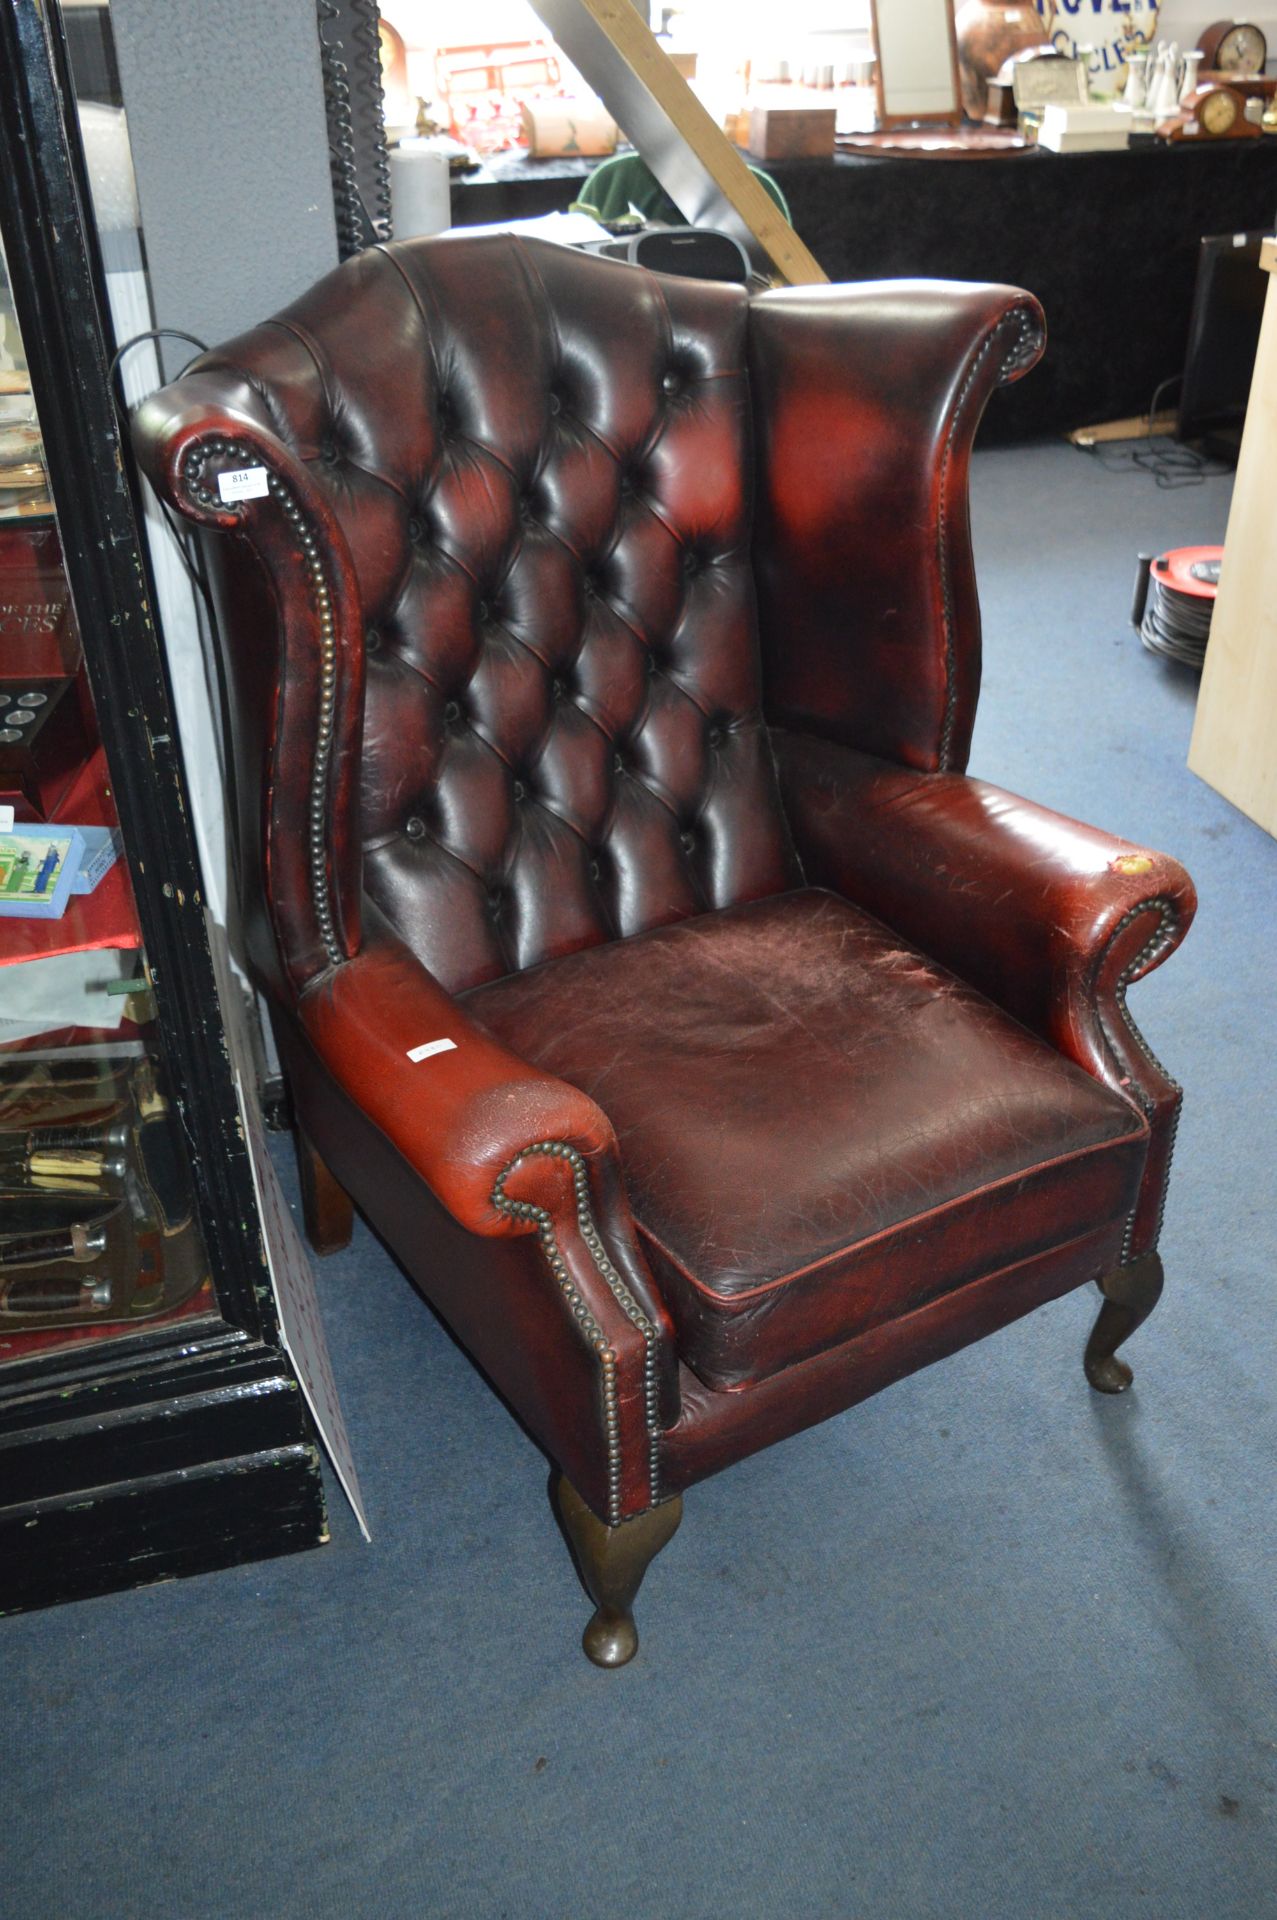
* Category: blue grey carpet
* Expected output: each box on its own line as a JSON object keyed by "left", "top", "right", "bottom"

{"left": 4, "top": 441, "right": 1275, "bottom": 1919}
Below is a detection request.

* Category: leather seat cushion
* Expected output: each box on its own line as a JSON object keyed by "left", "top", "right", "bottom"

{"left": 463, "top": 889, "right": 1148, "bottom": 1391}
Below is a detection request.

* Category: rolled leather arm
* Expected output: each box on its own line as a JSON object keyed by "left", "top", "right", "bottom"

{"left": 298, "top": 925, "right": 680, "bottom": 1481}
{"left": 774, "top": 732, "right": 1197, "bottom": 1257}
{"left": 749, "top": 280, "right": 1045, "bottom": 775}
{"left": 299, "top": 926, "right": 614, "bottom": 1235}
{"left": 133, "top": 373, "right": 366, "bottom": 995}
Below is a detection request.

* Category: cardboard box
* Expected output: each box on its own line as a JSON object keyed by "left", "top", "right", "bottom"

{"left": 0, "top": 822, "right": 84, "bottom": 919}
{"left": 69, "top": 825, "right": 120, "bottom": 895}
{"left": 1038, "top": 103, "right": 1128, "bottom": 152}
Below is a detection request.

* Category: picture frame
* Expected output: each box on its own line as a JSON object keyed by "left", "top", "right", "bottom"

{"left": 871, "top": 0, "right": 963, "bottom": 128}
{"left": 1013, "top": 54, "right": 1090, "bottom": 110}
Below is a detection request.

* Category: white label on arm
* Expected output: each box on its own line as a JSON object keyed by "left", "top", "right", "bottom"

{"left": 217, "top": 466, "right": 270, "bottom": 502}
{"left": 407, "top": 1037, "right": 458, "bottom": 1063}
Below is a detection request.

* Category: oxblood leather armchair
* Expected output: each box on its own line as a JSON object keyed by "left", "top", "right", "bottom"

{"left": 134, "top": 236, "right": 1195, "bottom": 1666}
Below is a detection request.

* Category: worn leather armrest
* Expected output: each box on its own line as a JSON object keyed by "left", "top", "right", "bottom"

{"left": 774, "top": 732, "right": 1197, "bottom": 1054}
{"left": 298, "top": 927, "right": 618, "bottom": 1235}
{"left": 296, "top": 924, "right": 680, "bottom": 1430}
{"left": 749, "top": 280, "right": 1045, "bottom": 773}
{"left": 775, "top": 732, "right": 1197, "bottom": 1259}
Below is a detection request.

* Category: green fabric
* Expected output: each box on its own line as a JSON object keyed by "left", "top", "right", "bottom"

{"left": 575, "top": 151, "right": 791, "bottom": 226}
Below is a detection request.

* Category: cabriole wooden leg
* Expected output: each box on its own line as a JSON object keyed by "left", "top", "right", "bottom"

{"left": 295, "top": 1123, "right": 353, "bottom": 1255}
{"left": 1084, "top": 1250, "right": 1165, "bottom": 1394}
{"left": 553, "top": 1474, "right": 683, "bottom": 1669}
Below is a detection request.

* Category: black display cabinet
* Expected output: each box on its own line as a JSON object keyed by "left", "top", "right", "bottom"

{"left": 0, "top": 0, "right": 326, "bottom": 1612}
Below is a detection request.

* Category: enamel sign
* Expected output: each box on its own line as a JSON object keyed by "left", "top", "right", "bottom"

{"left": 1037, "top": 0, "right": 1160, "bottom": 81}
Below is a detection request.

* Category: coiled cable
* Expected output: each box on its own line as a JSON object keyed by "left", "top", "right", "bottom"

{"left": 1131, "top": 548, "right": 1220, "bottom": 671}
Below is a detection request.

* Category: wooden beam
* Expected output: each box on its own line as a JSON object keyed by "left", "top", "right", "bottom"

{"left": 528, "top": 0, "right": 828, "bottom": 285}
{"left": 1068, "top": 412, "right": 1177, "bottom": 446}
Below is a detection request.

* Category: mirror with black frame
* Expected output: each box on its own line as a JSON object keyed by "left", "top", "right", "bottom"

{"left": 0, "top": 0, "right": 285, "bottom": 1375}
{"left": 0, "top": 231, "right": 217, "bottom": 1368}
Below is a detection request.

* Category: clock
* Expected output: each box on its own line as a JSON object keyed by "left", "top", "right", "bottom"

{"left": 1197, "top": 82, "right": 1246, "bottom": 132}
{"left": 1196, "top": 20, "right": 1268, "bottom": 75}
{"left": 1161, "top": 81, "right": 1260, "bottom": 139}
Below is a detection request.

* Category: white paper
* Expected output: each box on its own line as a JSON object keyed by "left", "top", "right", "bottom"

{"left": 240, "top": 1092, "right": 372, "bottom": 1542}
{"left": 217, "top": 466, "right": 269, "bottom": 503}
{"left": 444, "top": 209, "right": 609, "bottom": 248}
{"left": 205, "top": 916, "right": 370, "bottom": 1540}
{"left": 406, "top": 1036, "right": 456, "bottom": 1063}
{"left": 0, "top": 945, "right": 133, "bottom": 1043}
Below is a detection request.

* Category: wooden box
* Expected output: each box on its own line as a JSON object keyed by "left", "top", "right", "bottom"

{"left": 521, "top": 98, "right": 618, "bottom": 158}
{"left": 745, "top": 103, "right": 836, "bottom": 161}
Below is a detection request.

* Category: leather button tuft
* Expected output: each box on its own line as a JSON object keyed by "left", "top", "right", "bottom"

{"left": 661, "top": 371, "right": 681, "bottom": 395}
{"left": 682, "top": 548, "right": 699, "bottom": 575}
{"left": 612, "top": 752, "right": 625, "bottom": 774}
{"left": 512, "top": 780, "right": 526, "bottom": 802}
{"left": 588, "top": 858, "right": 602, "bottom": 882}
{"left": 365, "top": 628, "right": 382, "bottom": 653}
{"left": 551, "top": 677, "right": 567, "bottom": 700}
{"left": 443, "top": 700, "right": 461, "bottom": 724}
{"left": 407, "top": 516, "right": 426, "bottom": 545}
{"left": 405, "top": 815, "right": 426, "bottom": 840}
{"left": 487, "top": 888, "right": 504, "bottom": 917}
{"left": 547, "top": 391, "right": 563, "bottom": 416}
{"left": 680, "top": 829, "right": 696, "bottom": 852}
{"left": 477, "top": 600, "right": 491, "bottom": 622}
{"left": 708, "top": 725, "right": 724, "bottom": 746}
{"left": 320, "top": 433, "right": 340, "bottom": 465}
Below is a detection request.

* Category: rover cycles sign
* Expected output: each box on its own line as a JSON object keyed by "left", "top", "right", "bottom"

{"left": 1037, "top": 0, "right": 1160, "bottom": 82}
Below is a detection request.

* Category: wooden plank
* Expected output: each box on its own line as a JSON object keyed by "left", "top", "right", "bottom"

{"left": 1068, "top": 412, "right": 1177, "bottom": 446}
{"left": 1187, "top": 240, "right": 1277, "bottom": 838}
{"left": 528, "top": 0, "right": 828, "bottom": 285}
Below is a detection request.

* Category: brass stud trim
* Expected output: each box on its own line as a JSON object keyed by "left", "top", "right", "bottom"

{"left": 1094, "top": 895, "right": 1184, "bottom": 1261}
{"left": 936, "top": 306, "right": 1040, "bottom": 771}
{"left": 183, "top": 436, "right": 342, "bottom": 967}
{"left": 999, "top": 304, "right": 1045, "bottom": 385}
{"left": 491, "top": 1139, "right": 661, "bottom": 1524}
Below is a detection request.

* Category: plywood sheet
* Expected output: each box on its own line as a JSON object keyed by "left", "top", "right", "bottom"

{"left": 1187, "top": 244, "right": 1277, "bottom": 838}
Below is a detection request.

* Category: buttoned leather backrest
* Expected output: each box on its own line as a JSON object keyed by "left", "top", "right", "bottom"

{"left": 190, "top": 234, "right": 799, "bottom": 994}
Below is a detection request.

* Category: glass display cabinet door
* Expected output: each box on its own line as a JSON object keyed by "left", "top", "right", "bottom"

{"left": 0, "top": 271, "right": 213, "bottom": 1359}
{"left": 0, "top": 0, "right": 326, "bottom": 1612}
